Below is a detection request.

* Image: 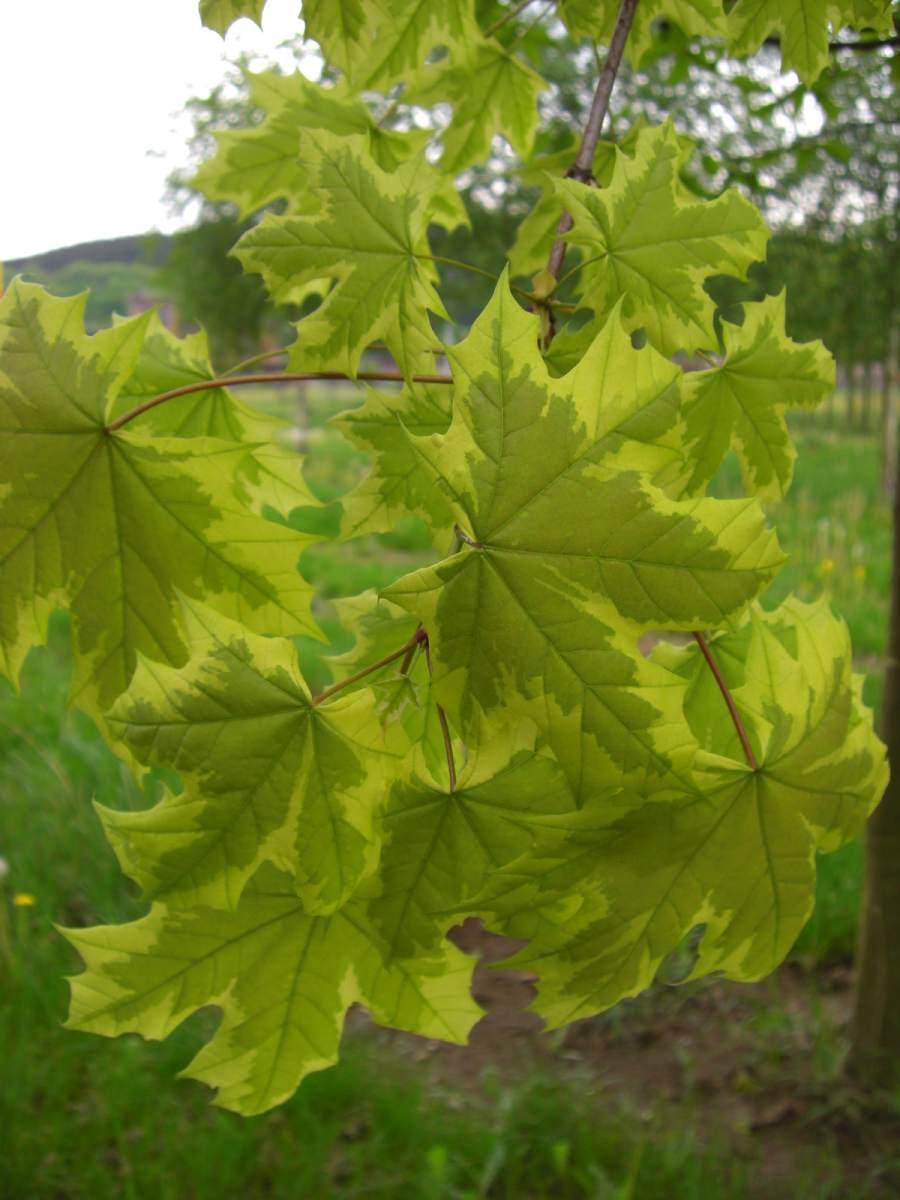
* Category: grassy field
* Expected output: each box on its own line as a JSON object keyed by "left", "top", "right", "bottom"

{"left": 1, "top": 390, "right": 895, "bottom": 1198}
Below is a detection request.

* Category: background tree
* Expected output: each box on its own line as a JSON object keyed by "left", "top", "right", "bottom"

{"left": 155, "top": 217, "right": 280, "bottom": 363}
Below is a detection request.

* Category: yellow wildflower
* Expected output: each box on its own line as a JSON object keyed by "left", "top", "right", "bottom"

{"left": 852, "top": 564, "right": 866, "bottom": 582}
{"left": 13, "top": 893, "right": 36, "bottom": 907}
{"left": 818, "top": 558, "right": 835, "bottom": 576}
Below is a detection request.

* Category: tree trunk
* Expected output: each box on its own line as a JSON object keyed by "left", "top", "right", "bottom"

{"left": 881, "top": 365, "right": 893, "bottom": 497}
{"left": 849, "top": 445, "right": 900, "bottom": 1087}
{"left": 884, "top": 324, "right": 899, "bottom": 498}
{"left": 863, "top": 363, "right": 874, "bottom": 433}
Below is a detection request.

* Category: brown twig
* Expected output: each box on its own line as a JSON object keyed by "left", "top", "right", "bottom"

{"left": 692, "top": 630, "right": 759, "bottom": 771}
{"left": 545, "top": 0, "right": 639, "bottom": 284}
{"left": 453, "top": 523, "right": 483, "bottom": 549}
{"left": 106, "top": 370, "right": 452, "bottom": 432}
{"left": 313, "top": 628, "right": 428, "bottom": 707}
{"left": 399, "top": 624, "right": 425, "bottom": 675}
{"left": 219, "top": 346, "right": 290, "bottom": 376}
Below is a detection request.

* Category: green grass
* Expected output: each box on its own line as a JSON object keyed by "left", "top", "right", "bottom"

{"left": 0, "top": 410, "right": 892, "bottom": 1197}
{"left": 793, "top": 839, "right": 865, "bottom": 961}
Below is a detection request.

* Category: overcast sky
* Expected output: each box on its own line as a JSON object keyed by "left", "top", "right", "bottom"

{"left": 1, "top": 0, "right": 313, "bottom": 262}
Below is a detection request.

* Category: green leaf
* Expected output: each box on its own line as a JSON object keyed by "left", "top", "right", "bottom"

{"left": 383, "top": 278, "right": 783, "bottom": 799}
{"left": 199, "top": 0, "right": 265, "bottom": 35}
{"left": 236, "top": 133, "right": 450, "bottom": 380}
{"left": 110, "top": 313, "right": 230, "bottom": 427}
{"left": 334, "top": 380, "right": 455, "bottom": 541}
{"left": 324, "top": 591, "right": 447, "bottom": 770}
{"left": 557, "top": 0, "right": 728, "bottom": 59}
{"left": 507, "top": 132, "right": 634, "bottom": 280}
{"left": 681, "top": 293, "right": 835, "bottom": 501}
{"left": 413, "top": 40, "right": 546, "bottom": 173}
{"left": 508, "top": 120, "right": 696, "bottom": 283}
{"left": 64, "top": 865, "right": 481, "bottom": 1115}
{"left": 111, "top": 311, "right": 318, "bottom": 518}
{"left": 300, "top": 0, "right": 366, "bottom": 74}
{"left": 727, "top": 0, "right": 895, "bottom": 83}
{"left": 193, "top": 71, "right": 432, "bottom": 219}
{"left": 374, "top": 720, "right": 585, "bottom": 955}
{"left": 302, "top": 0, "right": 476, "bottom": 89}
{"left": 557, "top": 122, "right": 769, "bottom": 357}
{"left": 0, "top": 282, "right": 316, "bottom": 718}
{"left": 303, "top": 0, "right": 475, "bottom": 89}
{"left": 102, "top": 602, "right": 397, "bottom": 912}
{"left": 487, "top": 598, "right": 886, "bottom": 1026}
{"left": 369, "top": 726, "right": 578, "bottom": 960}
{"left": 359, "top": 0, "right": 477, "bottom": 89}
{"left": 328, "top": 589, "right": 420, "bottom": 677}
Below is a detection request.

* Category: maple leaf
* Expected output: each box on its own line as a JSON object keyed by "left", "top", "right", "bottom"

{"left": 327, "top": 590, "right": 420, "bottom": 679}
{"left": 192, "top": 71, "right": 457, "bottom": 222}
{"left": 199, "top": 0, "right": 265, "bottom": 35}
{"left": 64, "top": 864, "right": 481, "bottom": 1115}
{"left": 507, "top": 132, "right": 633, "bottom": 279}
{"left": 383, "top": 278, "right": 783, "bottom": 801}
{"left": 557, "top": 0, "right": 728, "bottom": 59}
{"left": 557, "top": 121, "right": 768, "bottom": 357}
{"left": 110, "top": 312, "right": 318, "bottom": 518}
{"left": 727, "top": 0, "right": 896, "bottom": 83}
{"left": 681, "top": 294, "right": 835, "bottom": 501}
{"left": 412, "top": 40, "right": 546, "bottom": 173}
{"left": 0, "top": 282, "right": 316, "bottom": 718}
{"left": 507, "top": 120, "right": 696, "bottom": 282}
{"left": 303, "top": 2, "right": 543, "bottom": 173}
{"left": 102, "top": 601, "right": 402, "bottom": 912}
{"left": 487, "top": 599, "right": 886, "bottom": 1026}
{"left": 369, "top": 726, "right": 579, "bottom": 960}
{"left": 236, "top": 133, "right": 450, "bottom": 380}
{"left": 303, "top": 0, "right": 476, "bottom": 90}
{"left": 334, "top": 380, "right": 455, "bottom": 542}
{"left": 323, "top": 591, "right": 449, "bottom": 773}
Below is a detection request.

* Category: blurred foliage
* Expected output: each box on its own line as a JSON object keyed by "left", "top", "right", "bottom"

{"left": 155, "top": 216, "right": 290, "bottom": 364}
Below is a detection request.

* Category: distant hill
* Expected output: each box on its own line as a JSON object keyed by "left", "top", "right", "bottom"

{"left": 4, "top": 234, "right": 176, "bottom": 330}
{"left": 6, "top": 232, "right": 173, "bottom": 276}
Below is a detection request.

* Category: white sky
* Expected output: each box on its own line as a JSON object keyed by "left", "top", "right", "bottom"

{"left": 0, "top": 0, "right": 310, "bottom": 262}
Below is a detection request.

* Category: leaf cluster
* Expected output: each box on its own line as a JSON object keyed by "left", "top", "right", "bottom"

{"left": 0, "top": 0, "right": 890, "bottom": 1116}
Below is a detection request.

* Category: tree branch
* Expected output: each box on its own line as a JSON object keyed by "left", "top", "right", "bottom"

{"left": 759, "top": 32, "right": 900, "bottom": 53}
{"left": 106, "top": 370, "right": 453, "bottom": 432}
{"left": 829, "top": 33, "right": 900, "bottom": 51}
{"left": 545, "top": 0, "right": 639, "bottom": 284}
{"left": 692, "top": 631, "right": 759, "bottom": 771}
{"left": 399, "top": 624, "right": 425, "bottom": 675}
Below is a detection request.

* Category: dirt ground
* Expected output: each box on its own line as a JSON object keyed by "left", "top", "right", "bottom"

{"left": 352, "top": 920, "right": 900, "bottom": 1198}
